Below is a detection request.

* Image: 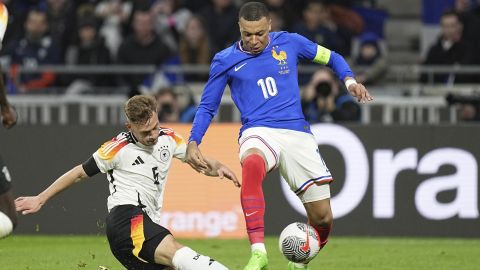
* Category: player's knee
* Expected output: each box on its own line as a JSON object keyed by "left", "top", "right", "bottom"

{"left": 154, "top": 234, "right": 183, "bottom": 265}
{"left": 242, "top": 154, "right": 265, "bottom": 171}
{"left": 309, "top": 209, "right": 333, "bottom": 228}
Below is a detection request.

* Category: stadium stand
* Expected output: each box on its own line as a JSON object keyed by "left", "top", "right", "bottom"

{"left": 0, "top": 0, "right": 479, "bottom": 124}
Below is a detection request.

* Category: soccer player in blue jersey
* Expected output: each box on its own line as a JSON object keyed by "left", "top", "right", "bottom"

{"left": 185, "top": 2, "right": 373, "bottom": 270}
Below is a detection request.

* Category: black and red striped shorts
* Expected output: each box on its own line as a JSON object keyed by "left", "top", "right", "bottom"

{"left": 106, "top": 205, "right": 171, "bottom": 270}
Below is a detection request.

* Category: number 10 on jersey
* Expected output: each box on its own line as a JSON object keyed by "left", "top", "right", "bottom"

{"left": 257, "top": 77, "right": 278, "bottom": 99}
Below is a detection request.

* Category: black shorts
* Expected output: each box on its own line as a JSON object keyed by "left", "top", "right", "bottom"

{"left": 106, "top": 205, "right": 172, "bottom": 270}
{"left": 0, "top": 155, "right": 12, "bottom": 195}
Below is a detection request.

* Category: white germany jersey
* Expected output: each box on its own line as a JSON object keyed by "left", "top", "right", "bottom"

{"left": 92, "top": 127, "right": 186, "bottom": 225}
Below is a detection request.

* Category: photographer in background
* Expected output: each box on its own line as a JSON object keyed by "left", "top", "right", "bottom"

{"left": 446, "top": 93, "right": 480, "bottom": 121}
{"left": 155, "top": 87, "right": 196, "bottom": 123}
{"left": 156, "top": 87, "right": 180, "bottom": 123}
{"left": 302, "top": 67, "right": 361, "bottom": 123}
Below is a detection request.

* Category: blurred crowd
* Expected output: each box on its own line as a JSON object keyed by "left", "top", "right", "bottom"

{"left": 0, "top": 0, "right": 384, "bottom": 94}
{"left": 422, "top": 0, "right": 480, "bottom": 84}
{"left": 0, "top": 0, "right": 479, "bottom": 123}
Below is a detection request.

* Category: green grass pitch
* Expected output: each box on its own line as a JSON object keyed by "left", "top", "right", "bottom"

{"left": 1, "top": 235, "right": 480, "bottom": 269}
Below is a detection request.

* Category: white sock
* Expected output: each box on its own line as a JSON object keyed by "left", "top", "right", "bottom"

{"left": 251, "top": 243, "right": 266, "bottom": 253}
{"left": 293, "top": 262, "right": 308, "bottom": 268}
{"left": 0, "top": 211, "right": 13, "bottom": 238}
{"left": 172, "top": 246, "right": 229, "bottom": 270}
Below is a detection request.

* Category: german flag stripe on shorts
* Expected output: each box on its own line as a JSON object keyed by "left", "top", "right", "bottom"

{"left": 130, "top": 214, "right": 147, "bottom": 262}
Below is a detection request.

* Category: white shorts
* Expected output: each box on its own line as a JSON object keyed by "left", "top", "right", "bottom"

{"left": 238, "top": 127, "right": 332, "bottom": 203}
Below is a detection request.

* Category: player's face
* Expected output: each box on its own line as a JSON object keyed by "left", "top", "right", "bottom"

{"left": 128, "top": 111, "right": 160, "bottom": 146}
{"left": 239, "top": 16, "right": 271, "bottom": 54}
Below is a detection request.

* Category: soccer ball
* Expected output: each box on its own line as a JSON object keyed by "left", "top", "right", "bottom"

{"left": 278, "top": 222, "right": 320, "bottom": 264}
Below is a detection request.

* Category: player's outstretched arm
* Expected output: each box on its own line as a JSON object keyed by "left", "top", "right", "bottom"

{"left": 185, "top": 141, "right": 209, "bottom": 172}
{"left": 15, "top": 165, "right": 89, "bottom": 215}
{"left": 200, "top": 156, "right": 241, "bottom": 188}
{"left": 344, "top": 76, "right": 374, "bottom": 103}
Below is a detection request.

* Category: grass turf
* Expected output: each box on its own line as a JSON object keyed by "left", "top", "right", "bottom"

{"left": 1, "top": 235, "right": 480, "bottom": 270}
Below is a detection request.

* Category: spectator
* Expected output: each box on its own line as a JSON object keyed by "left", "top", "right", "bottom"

{"left": 453, "top": 0, "right": 480, "bottom": 54}
{"left": 178, "top": 15, "right": 211, "bottom": 81}
{"left": 446, "top": 93, "right": 480, "bottom": 122}
{"left": 269, "top": 10, "right": 285, "bottom": 32}
{"left": 325, "top": 0, "right": 365, "bottom": 35}
{"left": 9, "top": 9, "right": 60, "bottom": 93}
{"left": 64, "top": 16, "right": 113, "bottom": 94}
{"left": 454, "top": 0, "right": 476, "bottom": 34}
{"left": 292, "top": 0, "right": 351, "bottom": 84}
{"left": 0, "top": 0, "right": 48, "bottom": 47}
{"left": 151, "top": 0, "right": 192, "bottom": 52}
{"left": 302, "top": 68, "right": 361, "bottom": 123}
{"left": 421, "top": 10, "right": 478, "bottom": 84}
{"left": 156, "top": 87, "right": 180, "bottom": 122}
{"left": 292, "top": 1, "right": 350, "bottom": 56}
{"left": 155, "top": 87, "right": 196, "bottom": 123}
{"left": 46, "top": 0, "right": 76, "bottom": 59}
{"left": 183, "top": 0, "right": 211, "bottom": 13}
{"left": 199, "top": 0, "right": 239, "bottom": 54}
{"left": 353, "top": 33, "right": 388, "bottom": 85}
{"left": 95, "top": 0, "right": 132, "bottom": 58}
{"left": 264, "top": 0, "right": 301, "bottom": 31}
{"left": 117, "top": 9, "right": 172, "bottom": 96}
{"left": 174, "top": 85, "right": 196, "bottom": 123}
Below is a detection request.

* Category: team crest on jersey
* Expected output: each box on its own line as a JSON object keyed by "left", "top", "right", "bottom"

{"left": 159, "top": 148, "right": 170, "bottom": 162}
{"left": 271, "top": 46, "right": 289, "bottom": 75}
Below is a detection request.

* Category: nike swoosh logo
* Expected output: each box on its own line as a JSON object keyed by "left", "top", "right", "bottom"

{"left": 245, "top": 211, "right": 258, "bottom": 217}
{"left": 234, "top": 63, "right": 247, "bottom": 72}
{"left": 301, "top": 228, "right": 310, "bottom": 252}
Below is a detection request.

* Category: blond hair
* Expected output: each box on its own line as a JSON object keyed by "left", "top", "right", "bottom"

{"left": 124, "top": 95, "right": 157, "bottom": 124}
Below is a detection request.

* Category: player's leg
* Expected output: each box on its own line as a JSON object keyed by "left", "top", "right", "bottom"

{"left": 238, "top": 128, "right": 280, "bottom": 270}
{"left": 158, "top": 235, "right": 228, "bottom": 269}
{"left": 106, "top": 205, "right": 228, "bottom": 270}
{"left": 303, "top": 195, "right": 333, "bottom": 250}
{"left": 0, "top": 155, "right": 17, "bottom": 239}
{"left": 279, "top": 131, "right": 333, "bottom": 269}
{"left": 285, "top": 195, "right": 332, "bottom": 270}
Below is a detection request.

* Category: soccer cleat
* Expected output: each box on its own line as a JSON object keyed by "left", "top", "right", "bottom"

{"left": 287, "top": 261, "right": 310, "bottom": 270}
{"left": 243, "top": 250, "right": 268, "bottom": 270}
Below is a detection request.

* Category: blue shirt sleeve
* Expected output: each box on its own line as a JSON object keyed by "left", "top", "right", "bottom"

{"left": 189, "top": 55, "right": 228, "bottom": 145}
{"left": 289, "top": 32, "right": 355, "bottom": 81}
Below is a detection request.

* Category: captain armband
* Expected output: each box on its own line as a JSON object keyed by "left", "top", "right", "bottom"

{"left": 312, "top": 45, "right": 331, "bottom": 65}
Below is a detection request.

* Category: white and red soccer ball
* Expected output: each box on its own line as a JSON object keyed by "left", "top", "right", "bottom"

{"left": 278, "top": 222, "right": 321, "bottom": 264}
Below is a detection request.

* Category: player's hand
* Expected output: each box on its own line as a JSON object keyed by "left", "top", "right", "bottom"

{"left": 216, "top": 165, "right": 241, "bottom": 188}
{"left": 14, "top": 196, "right": 44, "bottom": 215}
{"left": 186, "top": 141, "right": 209, "bottom": 173}
{"left": 1, "top": 105, "right": 17, "bottom": 129}
{"left": 347, "top": 82, "right": 374, "bottom": 103}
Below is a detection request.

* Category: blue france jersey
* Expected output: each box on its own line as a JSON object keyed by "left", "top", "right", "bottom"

{"left": 190, "top": 31, "right": 354, "bottom": 144}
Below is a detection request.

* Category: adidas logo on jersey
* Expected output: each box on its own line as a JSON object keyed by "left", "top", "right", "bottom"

{"left": 132, "top": 156, "right": 145, "bottom": 165}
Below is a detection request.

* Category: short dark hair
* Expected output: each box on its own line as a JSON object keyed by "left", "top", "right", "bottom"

{"left": 239, "top": 2, "right": 270, "bottom": 21}
{"left": 124, "top": 95, "right": 157, "bottom": 124}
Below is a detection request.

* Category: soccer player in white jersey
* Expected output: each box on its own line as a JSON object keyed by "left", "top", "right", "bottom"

{"left": 186, "top": 2, "right": 373, "bottom": 270}
{"left": 0, "top": 3, "right": 18, "bottom": 239}
{"left": 15, "top": 95, "right": 240, "bottom": 270}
